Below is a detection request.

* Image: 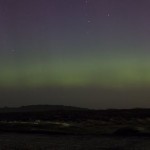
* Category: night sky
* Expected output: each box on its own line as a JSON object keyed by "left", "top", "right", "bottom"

{"left": 0, "top": 0, "right": 150, "bottom": 108}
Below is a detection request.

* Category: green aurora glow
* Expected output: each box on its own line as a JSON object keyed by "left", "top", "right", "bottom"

{"left": 1, "top": 54, "right": 150, "bottom": 88}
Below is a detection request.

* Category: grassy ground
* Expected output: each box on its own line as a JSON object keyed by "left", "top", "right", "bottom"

{"left": 0, "top": 119, "right": 150, "bottom": 136}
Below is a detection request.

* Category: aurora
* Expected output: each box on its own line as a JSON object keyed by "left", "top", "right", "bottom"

{"left": 0, "top": 54, "right": 150, "bottom": 88}
{"left": 0, "top": 0, "right": 150, "bottom": 108}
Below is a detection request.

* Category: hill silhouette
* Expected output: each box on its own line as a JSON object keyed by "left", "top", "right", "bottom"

{"left": 0, "top": 105, "right": 150, "bottom": 136}
{"left": 0, "top": 105, "right": 88, "bottom": 113}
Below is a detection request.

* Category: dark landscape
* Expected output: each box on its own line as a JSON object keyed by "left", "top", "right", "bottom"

{"left": 0, "top": 105, "right": 150, "bottom": 149}
{"left": 0, "top": 105, "right": 150, "bottom": 136}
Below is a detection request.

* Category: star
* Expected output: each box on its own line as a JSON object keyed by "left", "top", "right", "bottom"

{"left": 85, "top": 0, "right": 88, "bottom": 4}
{"left": 88, "top": 20, "right": 91, "bottom": 23}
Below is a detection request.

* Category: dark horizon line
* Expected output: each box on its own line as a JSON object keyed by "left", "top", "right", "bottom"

{"left": 1, "top": 104, "right": 150, "bottom": 111}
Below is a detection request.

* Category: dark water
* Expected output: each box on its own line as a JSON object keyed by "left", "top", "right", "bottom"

{"left": 0, "top": 133, "right": 149, "bottom": 150}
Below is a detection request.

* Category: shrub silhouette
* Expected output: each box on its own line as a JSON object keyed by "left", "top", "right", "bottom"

{"left": 113, "top": 127, "right": 140, "bottom": 136}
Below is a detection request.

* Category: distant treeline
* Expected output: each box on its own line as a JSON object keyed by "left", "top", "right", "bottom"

{"left": 0, "top": 105, "right": 150, "bottom": 121}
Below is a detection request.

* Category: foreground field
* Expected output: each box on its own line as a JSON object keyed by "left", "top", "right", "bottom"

{"left": 0, "top": 120, "right": 150, "bottom": 136}
{"left": 1, "top": 106, "right": 150, "bottom": 136}
{"left": 0, "top": 133, "right": 150, "bottom": 150}
{"left": 0, "top": 106, "right": 150, "bottom": 149}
